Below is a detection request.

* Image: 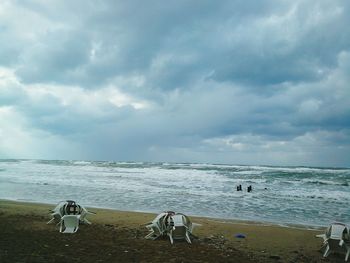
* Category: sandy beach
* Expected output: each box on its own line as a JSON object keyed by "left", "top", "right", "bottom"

{"left": 0, "top": 199, "right": 346, "bottom": 262}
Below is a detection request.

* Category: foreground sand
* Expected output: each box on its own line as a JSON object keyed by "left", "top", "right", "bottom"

{"left": 0, "top": 200, "right": 345, "bottom": 262}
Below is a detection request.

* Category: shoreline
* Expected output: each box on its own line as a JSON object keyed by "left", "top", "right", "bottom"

{"left": 1, "top": 199, "right": 338, "bottom": 262}
{"left": 0, "top": 198, "right": 324, "bottom": 230}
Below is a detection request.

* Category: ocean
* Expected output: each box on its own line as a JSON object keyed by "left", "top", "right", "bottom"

{"left": 0, "top": 159, "right": 349, "bottom": 227}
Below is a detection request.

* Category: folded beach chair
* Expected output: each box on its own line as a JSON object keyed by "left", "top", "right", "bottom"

{"left": 316, "top": 222, "right": 350, "bottom": 261}
{"left": 167, "top": 213, "right": 193, "bottom": 244}
{"left": 60, "top": 215, "right": 80, "bottom": 233}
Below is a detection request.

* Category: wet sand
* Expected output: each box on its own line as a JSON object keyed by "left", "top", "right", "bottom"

{"left": 0, "top": 200, "right": 345, "bottom": 262}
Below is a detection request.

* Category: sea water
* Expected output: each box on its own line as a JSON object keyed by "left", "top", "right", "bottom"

{"left": 0, "top": 159, "right": 349, "bottom": 227}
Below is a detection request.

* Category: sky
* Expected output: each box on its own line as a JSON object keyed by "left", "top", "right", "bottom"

{"left": 0, "top": 0, "right": 349, "bottom": 167}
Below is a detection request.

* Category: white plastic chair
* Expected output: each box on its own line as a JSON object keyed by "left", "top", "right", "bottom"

{"left": 47, "top": 201, "right": 66, "bottom": 224}
{"left": 316, "top": 222, "right": 350, "bottom": 261}
{"left": 79, "top": 206, "right": 94, "bottom": 225}
{"left": 145, "top": 212, "right": 195, "bottom": 244}
{"left": 60, "top": 215, "right": 80, "bottom": 233}
{"left": 145, "top": 212, "right": 169, "bottom": 240}
{"left": 47, "top": 200, "right": 95, "bottom": 225}
{"left": 167, "top": 213, "right": 193, "bottom": 244}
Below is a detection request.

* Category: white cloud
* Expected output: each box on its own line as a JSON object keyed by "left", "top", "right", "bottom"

{"left": 0, "top": 106, "right": 82, "bottom": 159}
{"left": 0, "top": 1, "right": 349, "bottom": 166}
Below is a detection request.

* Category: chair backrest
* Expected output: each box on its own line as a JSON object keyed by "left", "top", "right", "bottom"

{"left": 171, "top": 215, "right": 187, "bottom": 238}
{"left": 173, "top": 214, "right": 185, "bottom": 227}
{"left": 60, "top": 215, "right": 80, "bottom": 233}
{"left": 169, "top": 214, "right": 192, "bottom": 238}
{"left": 166, "top": 213, "right": 193, "bottom": 244}
{"left": 63, "top": 200, "right": 81, "bottom": 215}
{"left": 326, "top": 223, "right": 347, "bottom": 240}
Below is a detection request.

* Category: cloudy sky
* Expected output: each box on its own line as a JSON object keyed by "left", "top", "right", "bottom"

{"left": 0, "top": 0, "right": 349, "bottom": 167}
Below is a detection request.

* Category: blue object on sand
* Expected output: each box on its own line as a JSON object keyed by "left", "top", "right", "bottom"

{"left": 235, "top": 233, "right": 246, "bottom": 238}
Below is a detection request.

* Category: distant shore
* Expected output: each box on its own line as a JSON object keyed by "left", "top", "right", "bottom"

{"left": 0, "top": 199, "right": 342, "bottom": 262}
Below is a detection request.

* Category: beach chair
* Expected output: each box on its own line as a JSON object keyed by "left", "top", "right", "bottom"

{"left": 79, "top": 206, "right": 95, "bottom": 225}
{"left": 47, "top": 201, "right": 67, "bottom": 224}
{"left": 145, "top": 211, "right": 194, "bottom": 244}
{"left": 47, "top": 200, "right": 95, "bottom": 226}
{"left": 64, "top": 200, "right": 95, "bottom": 224}
{"left": 167, "top": 213, "right": 193, "bottom": 244}
{"left": 60, "top": 215, "right": 80, "bottom": 233}
{"left": 316, "top": 222, "right": 350, "bottom": 261}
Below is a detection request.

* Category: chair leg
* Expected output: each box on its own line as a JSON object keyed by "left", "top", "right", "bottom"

{"left": 323, "top": 245, "right": 331, "bottom": 258}
{"left": 82, "top": 218, "right": 91, "bottom": 225}
{"left": 47, "top": 218, "right": 55, "bottom": 224}
{"left": 59, "top": 221, "right": 64, "bottom": 233}
{"left": 345, "top": 248, "right": 350, "bottom": 262}
{"left": 168, "top": 232, "right": 174, "bottom": 244}
{"left": 185, "top": 232, "right": 192, "bottom": 244}
{"left": 145, "top": 231, "right": 156, "bottom": 240}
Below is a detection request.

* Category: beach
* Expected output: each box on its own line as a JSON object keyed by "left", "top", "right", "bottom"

{"left": 0, "top": 199, "right": 345, "bottom": 263}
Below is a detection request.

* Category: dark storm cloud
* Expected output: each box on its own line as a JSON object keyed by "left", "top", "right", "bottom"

{"left": 0, "top": 0, "right": 349, "bottom": 166}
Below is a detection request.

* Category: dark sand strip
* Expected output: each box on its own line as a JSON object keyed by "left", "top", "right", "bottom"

{"left": 0, "top": 200, "right": 344, "bottom": 262}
